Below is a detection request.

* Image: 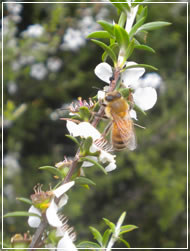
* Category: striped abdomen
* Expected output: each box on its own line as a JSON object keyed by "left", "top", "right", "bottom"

{"left": 112, "top": 118, "right": 135, "bottom": 151}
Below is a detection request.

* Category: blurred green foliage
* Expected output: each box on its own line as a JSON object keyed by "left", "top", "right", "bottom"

{"left": 2, "top": 1, "right": 187, "bottom": 248}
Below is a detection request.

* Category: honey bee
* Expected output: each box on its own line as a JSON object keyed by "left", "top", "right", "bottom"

{"left": 104, "top": 91, "right": 136, "bottom": 151}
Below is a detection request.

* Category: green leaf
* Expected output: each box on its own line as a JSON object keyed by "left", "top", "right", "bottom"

{"left": 129, "top": 17, "right": 145, "bottom": 39}
{"left": 102, "top": 43, "right": 119, "bottom": 62}
{"left": 138, "top": 21, "right": 172, "bottom": 32}
{"left": 82, "top": 137, "right": 93, "bottom": 154}
{"left": 103, "top": 217, "right": 115, "bottom": 232}
{"left": 133, "top": 103, "right": 147, "bottom": 116}
{"left": 118, "top": 12, "right": 127, "bottom": 28}
{"left": 87, "top": 31, "right": 111, "bottom": 39}
{"left": 124, "top": 63, "right": 158, "bottom": 71}
{"left": 110, "top": 0, "right": 130, "bottom": 12}
{"left": 119, "top": 237, "right": 130, "bottom": 248}
{"left": 124, "top": 38, "right": 135, "bottom": 61}
{"left": 39, "top": 166, "right": 62, "bottom": 178}
{"left": 119, "top": 225, "right": 138, "bottom": 235}
{"left": 4, "top": 211, "right": 41, "bottom": 218}
{"left": 78, "top": 106, "right": 91, "bottom": 121}
{"left": 131, "top": 0, "right": 145, "bottom": 7}
{"left": 134, "top": 44, "right": 155, "bottom": 53}
{"left": 91, "top": 39, "right": 117, "bottom": 65}
{"left": 97, "top": 20, "right": 114, "bottom": 36}
{"left": 117, "top": 211, "right": 126, "bottom": 227}
{"left": 16, "top": 197, "right": 32, "bottom": 205}
{"left": 81, "top": 157, "right": 107, "bottom": 175}
{"left": 89, "top": 226, "right": 103, "bottom": 246}
{"left": 102, "top": 229, "right": 112, "bottom": 247}
{"left": 65, "top": 134, "right": 81, "bottom": 148}
{"left": 114, "top": 24, "right": 130, "bottom": 49}
{"left": 77, "top": 241, "right": 101, "bottom": 248}
{"left": 75, "top": 176, "right": 96, "bottom": 186}
{"left": 137, "top": 6, "right": 148, "bottom": 23}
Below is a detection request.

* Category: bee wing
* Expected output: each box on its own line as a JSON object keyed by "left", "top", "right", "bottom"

{"left": 111, "top": 112, "right": 137, "bottom": 151}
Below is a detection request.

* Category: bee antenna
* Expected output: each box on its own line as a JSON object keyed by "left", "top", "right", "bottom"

{"left": 92, "top": 86, "right": 102, "bottom": 91}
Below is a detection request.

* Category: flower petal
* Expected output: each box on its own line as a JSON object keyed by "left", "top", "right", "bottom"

{"left": 46, "top": 199, "right": 62, "bottom": 227}
{"left": 105, "top": 162, "right": 117, "bottom": 172}
{"left": 133, "top": 87, "right": 157, "bottom": 111}
{"left": 66, "top": 121, "right": 80, "bottom": 137}
{"left": 97, "top": 90, "right": 106, "bottom": 100}
{"left": 99, "top": 150, "right": 116, "bottom": 164}
{"left": 94, "top": 62, "right": 113, "bottom": 84}
{"left": 58, "top": 194, "right": 68, "bottom": 209}
{"left": 121, "top": 62, "right": 145, "bottom": 88}
{"left": 129, "top": 109, "right": 137, "bottom": 120}
{"left": 28, "top": 206, "right": 41, "bottom": 228}
{"left": 57, "top": 231, "right": 77, "bottom": 251}
{"left": 53, "top": 181, "right": 75, "bottom": 198}
{"left": 78, "top": 122, "right": 101, "bottom": 140}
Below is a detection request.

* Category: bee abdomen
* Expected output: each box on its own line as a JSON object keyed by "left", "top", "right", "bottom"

{"left": 112, "top": 123, "right": 130, "bottom": 151}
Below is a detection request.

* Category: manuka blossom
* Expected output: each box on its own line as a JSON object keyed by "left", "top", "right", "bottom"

{"left": 95, "top": 62, "right": 157, "bottom": 119}
{"left": 66, "top": 121, "right": 116, "bottom": 172}
{"left": 28, "top": 181, "right": 75, "bottom": 228}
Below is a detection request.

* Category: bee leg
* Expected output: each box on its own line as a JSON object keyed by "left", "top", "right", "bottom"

{"left": 91, "top": 111, "right": 108, "bottom": 120}
{"left": 102, "top": 121, "right": 112, "bottom": 137}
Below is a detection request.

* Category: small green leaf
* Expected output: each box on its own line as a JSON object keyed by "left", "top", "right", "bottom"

{"left": 65, "top": 134, "right": 81, "bottom": 148}
{"left": 134, "top": 44, "right": 155, "bottom": 53}
{"left": 97, "top": 20, "right": 114, "bottom": 36}
{"left": 114, "top": 24, "right": 130, "bottom": 49}
{"left": 129, "top": 17, "right": 145, "bottom": 39}
{"left": 77, "top": 241, "right": 101, "bottom": 248}
{"left": 81, "top": 157, "right": 107, "bottom": 175}
{"left": 131, "top": 0, "right": 145, "bottom": 7}
{"left": 133, "top": 104, "right": 147, "bottom": 116}
{"left": 78, "top": 106, "right": 91, "bottom": 121}
{"left": 125, "top": 63, "right": 158, "bottom": 71}
{"left": 91, "top": 39, "right": 117, "bottom": 65}
{"left": 4, "top": 211, "right": 41, "bottom": 218}
{"left": 39, "top": 166, "right": 62, "bottom": 178}
{"left": 119, "top": 225, "right": 138, "bottom": 235}
{"left": 89, "top": 226, "right": 103, "bottom": 246}
{"left": 102, "top": 229, "right": 112, "bottom": 247}
{"left": 75, "top": 177, "right": 96, "bottom": 186}
{"left": 119, "top": 237, "right": 131, "bottom": 248}
{"left": 87, "top": 31, "right": 111, "bottom": 39}
{"left": 138, "top": 21, "right": 171, "bottom": 32}
{"left": 82, "top": 137, "right": 93, "bottom": 154}
{"left": 117, "top": 211, "right": 126, "bottom": 227}
{"left": 137, "top": 6, "right": 148, "bottom": 23}
{"left": 110, "top": 0, "right": 130, "bottom": 12}
{"left": 118, "top": 12, "right": 127, "bottom": 28}
{"left": 103, "top": 217, "right": 115, "bottom": 232}
{"left": 16, "top": 197, "right": 32, "bottom": 205}
{"left": 124, "top": 38, "right": 135, "bottom": 61}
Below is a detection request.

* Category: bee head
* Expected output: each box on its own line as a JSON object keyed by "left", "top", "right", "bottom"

{"left": 105, "top": 91, "right": 121, "bottom": 102}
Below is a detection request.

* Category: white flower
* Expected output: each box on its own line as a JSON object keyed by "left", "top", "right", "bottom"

{"left": 47, "top": 57, "right": 62, "bottom": 72}
{"left": 57, "top": 231, "right": 77, "bottom": 251}
{"left": 30, "top": 63, "right": 47, "bottom": 80}
{"left": 94, "top": 62, "right": 157, "bottom": 113}
{"left": 22, "top": 24, "right": 44, "bottom": 38}
{"left": 67, "top": 121, "right": 116, "bottom": 172}
{"left": 61, "top": 28, "right": 86, "bottom": 51}
{"left": 28, "top": 181, "right": 75, "bottom": 228}
{"left": 6, "top": 2, "right": 23, "bottom": 15}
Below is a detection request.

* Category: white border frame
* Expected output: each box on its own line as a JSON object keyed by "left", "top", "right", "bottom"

{"left": 1, "top": 1, "right": 188, "bottom": 250}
